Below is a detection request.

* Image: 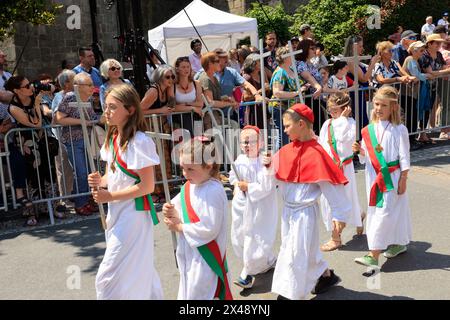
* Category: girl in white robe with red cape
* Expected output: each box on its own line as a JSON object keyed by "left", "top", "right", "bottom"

{"left": 353, "top": 86, "right": 412, "bottom": 270}
{"left": 88, "top": 84, "right": 163, "bottom": 300}
{"left": 318, "top": 92, "right": 363, "bottom": 251}
{"left": 268, "top": 103, "right": 352, "bottom": 300}
{"left": 229, "top": 126, "right": 278, "bottom": 289}
{"left": 163, "top": 137, "right": 232, "bottom": 300}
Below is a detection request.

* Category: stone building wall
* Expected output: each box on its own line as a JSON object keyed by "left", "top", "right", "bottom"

{"left": 2, "top": 0, "right": 309, "bottom": 79}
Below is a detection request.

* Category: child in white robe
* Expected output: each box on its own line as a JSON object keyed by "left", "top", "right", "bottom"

{"left": 353, "top": 86, "right": 412, "bottom": 269}
{"left": 229, "top": 125, "right": 278, "bottom": 289}
{"left": 88, "top": 84, "right": 163, "bottom": 300}
{"left": 163, "top": 136, "right": 232, "bottom": 300}
{"left": 318, "top": 92, "right": 363, "bottom": 251}
{"left": 268, "top": 103, "right": 352, "bottom": 300}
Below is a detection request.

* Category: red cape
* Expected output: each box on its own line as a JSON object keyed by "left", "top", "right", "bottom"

{"left": 273, "top": 139, "right": 349, "bottom": 185}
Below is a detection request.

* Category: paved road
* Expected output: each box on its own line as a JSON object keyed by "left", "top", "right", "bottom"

{"left": 0, "top": 145, "right": 449, "bottom": 300}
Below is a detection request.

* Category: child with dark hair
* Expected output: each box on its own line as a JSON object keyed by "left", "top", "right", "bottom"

{"left": 328, "top": 60, "right": 355, "bottom": 91}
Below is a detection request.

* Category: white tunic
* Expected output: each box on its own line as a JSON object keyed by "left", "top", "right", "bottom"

{"left": 318, "top": 117, "right": 362, "bottom": 230}
{"left": 172, "top": 179, "right": 230, "bottom": 300}
{"left": 358, "top": 121, "right": 412, "bottom": 250}
{"left": 272, "top": 181, "right": 352, "bottom": 300}
{"left": 96, "top": 132, "right": 163, "bottom": 300}
{"left": 229, "top": 154, "right": 278, "bottom": 276}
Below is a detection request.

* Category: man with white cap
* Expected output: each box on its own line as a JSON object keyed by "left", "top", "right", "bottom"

{"left": 392, "top": 30, "right": 418, "bottom": 65}
{"left": 437, "top": 12, "right": 449, "bottom": 31}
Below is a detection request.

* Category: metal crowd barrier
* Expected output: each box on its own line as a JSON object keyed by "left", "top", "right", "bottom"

{"left": 0, "top": 76, "right": 449, "bottom": 223}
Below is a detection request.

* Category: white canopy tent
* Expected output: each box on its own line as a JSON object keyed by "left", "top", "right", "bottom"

{"left": 147, "top": 0, "right": 258, "bottom": 65}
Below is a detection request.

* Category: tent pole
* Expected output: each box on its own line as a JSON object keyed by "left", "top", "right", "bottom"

{"left": 183, "top": 8, "right": 209, "bottom": 51}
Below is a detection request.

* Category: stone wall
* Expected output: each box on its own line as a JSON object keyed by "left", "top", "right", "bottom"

{"left": 3, "top": 0, "right": 310, "bottom": 79}
{"left": 11, "top": 0, "right": 118, "bottom": 80}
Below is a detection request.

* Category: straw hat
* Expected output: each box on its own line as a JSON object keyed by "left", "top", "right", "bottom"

{"left": 426, "top": 34, "right": 446, "bottom": 44}
{"left": 407, "top": 41, "right": 426, "bottom": 53}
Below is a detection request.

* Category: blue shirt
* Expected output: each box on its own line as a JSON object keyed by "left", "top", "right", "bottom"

{"left": 100, "top": 79, "right": 132, "bottom": 108}
{"left": 51, "top": 91, "right": 65, "bottom": 114}
{"left": 392, "top": 43, "right": 409, "bottom": 66}
{"left": 72, "top": 65, "right": 103, "bottom": 88}
{"left": 215, "top": 67, "right": 245, "bottom": 97}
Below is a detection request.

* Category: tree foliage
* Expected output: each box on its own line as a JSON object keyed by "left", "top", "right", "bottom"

{"left": 245, "top": 2, "right": 293, "bottom": 43}
{"left": 290, "top": 0, "right": 450, "bottom": 56}
{"left": 0, "top": 0, "right": 62, "bottom": 41}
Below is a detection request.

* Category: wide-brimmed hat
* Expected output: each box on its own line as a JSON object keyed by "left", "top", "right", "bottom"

{"left": 407, "top": 41, "right": 426, "bottom": 53}
{"left": 426, "top": 34, "right": 446, "bottom": 43}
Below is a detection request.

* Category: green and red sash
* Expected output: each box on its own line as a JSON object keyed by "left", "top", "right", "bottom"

{"left": 181, "top": 181, "right": 233, "bottom": 300}
{"left": 110, "top": 135, "right": 159, "bottom": 225}
{"left": 361, "top": 124, "right": 400, "bottom": 208}
{"left": 327, "top": 120, "right": 353, "bottom": 171}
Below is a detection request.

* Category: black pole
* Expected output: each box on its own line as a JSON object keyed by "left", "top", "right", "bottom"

{"left": 130, "top": 0, "right": 147, "bottom": 97}
{"left": 116, "top": 0, "right": 130, "bottom": 62}
{"left": 183, "top": 9, "right": 209, "bottom": 52}
{"left": 89, "top": 0, "right": 104, "bottom": 68}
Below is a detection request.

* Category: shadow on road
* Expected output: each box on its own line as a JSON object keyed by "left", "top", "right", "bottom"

{"left": 238, "top": 269, "right": 274, "bottom": 297}
{"left": 311, "top": 286, "right": 414, "bottom": 300}
{"left": 339, "top": 234, "right": 369, "bottom": 252}
{"left": 0, "top": 219, "right": 105, "bottom": 274}
{"left": 381, "top": 241, "right": 450, "bottom": 273}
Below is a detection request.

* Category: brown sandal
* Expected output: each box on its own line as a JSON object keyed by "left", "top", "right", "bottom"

{"left": 320, "top": 238, "right": 342, "bottom": 252}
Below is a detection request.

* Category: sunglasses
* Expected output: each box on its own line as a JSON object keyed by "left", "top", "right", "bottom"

{"left": 21, "top": 83, "right": 31, "bottom": 89}
{"left": 165, "top": 75, "right": 175, "bottom": 80}
{"left": 407, "top": 36, "right": 417, "bottom": 40}
{"left": 110, "top": 66, "right": 121, "bottom": 71}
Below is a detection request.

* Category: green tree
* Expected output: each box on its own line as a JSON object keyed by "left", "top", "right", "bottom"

{"left": 245, "top": 2, "right": 293, "bottom": 44}
{"left": 0, "top": 0, "right": 62, "bottom": 41}
{"left": 291, "top": 0, "right": 450, "bottom": 57}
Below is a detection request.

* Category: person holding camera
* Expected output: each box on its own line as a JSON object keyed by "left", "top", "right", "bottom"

{"left": 5, "top": 76, "right": 49, "bottom": 226}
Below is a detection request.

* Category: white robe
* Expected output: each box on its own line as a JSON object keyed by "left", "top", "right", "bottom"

{"left": 229, "top": 154, "right": 278, "bottom": 276}
{"left": 96, "top": 132, "right": 163, "bottom": 300}
{"left": 358, "top": 121, "right": 412, "bottom": 250}
{"left": 318, "top": 117, "right": 362, "bottom": 230}
{"left": 272, "top": 181, "right": 352, "bottom": 300}
{"left": 172, "top": 179, "right": 230, "bottom": 300}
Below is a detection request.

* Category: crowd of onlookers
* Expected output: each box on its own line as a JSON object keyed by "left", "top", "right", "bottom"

{"left": 0, "top": 12, "right": 450, "bottom": 226}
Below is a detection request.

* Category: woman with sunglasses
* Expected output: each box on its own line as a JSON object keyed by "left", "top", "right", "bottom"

{"left": 5, "top": 76, "right": 47, "bottom": 226}
{"left": 99, "top": 59, "right": 131, "bottom": 109}
{"left": 172, "top": 56, "right": 203, "bottom": 136}
{"left": 140, "top": 65, "right": 177, "bottom": 203}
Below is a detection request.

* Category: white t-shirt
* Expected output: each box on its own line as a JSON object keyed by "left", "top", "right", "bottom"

{"left": 421, "top": 23, "right": 435, "bottom": 36}
{"left": 328, "top": 75, "right": 349, "bottom": 90}
{"left": 437, "top": 18, "right": 449, "bottom": 30}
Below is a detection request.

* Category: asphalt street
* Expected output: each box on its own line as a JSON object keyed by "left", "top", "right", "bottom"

{"left": 0, "top": 145, "right": 449, "bottom": 300}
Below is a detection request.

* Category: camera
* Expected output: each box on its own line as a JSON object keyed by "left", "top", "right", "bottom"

{"left": 32, "top": 81, "right": 53, "bottom": 94}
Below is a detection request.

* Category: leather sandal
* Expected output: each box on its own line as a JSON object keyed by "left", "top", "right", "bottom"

{"left": 320, "top": 238, "right": 342, "bottom": 252}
